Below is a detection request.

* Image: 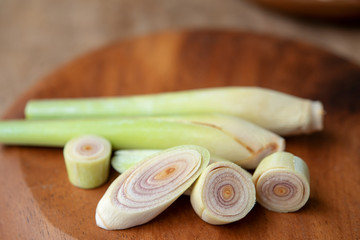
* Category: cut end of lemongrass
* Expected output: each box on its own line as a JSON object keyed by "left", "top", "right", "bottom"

{"left": 252, "top": 152, "right": 310, "bottom": 213}
{"left": 308, "top": 101, "right": 324, "bottom": 134}
{"left": 63, "top": 135, "right": 112, "bottom": 189}
{"left": 191, "top": 161, "right": 256, "bottom": 225}
{"left": 95, "top": 145, "right": 210, "bottom": 230}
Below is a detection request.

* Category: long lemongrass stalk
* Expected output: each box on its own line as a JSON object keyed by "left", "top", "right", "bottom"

{"left": 25, "top": 87, "right": 324, "bottom": 135}
{"left": 0, "top": 114, "right": 284, "bottom": 169}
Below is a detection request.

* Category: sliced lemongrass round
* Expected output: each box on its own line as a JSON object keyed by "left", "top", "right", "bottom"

{"left": 252, "top": 152, "right": 310, "bottom": 213}
{"left": 63, "top": 135, "right": 111, "bottom": 189}
{"left": 111, "top": 149, "right": 230, "bottom": 196}
{"left": 190, "top": 161, "right": 256, "bottom": 225}
{"left": 95, "top": 145, "right": 210, "bottom": 230}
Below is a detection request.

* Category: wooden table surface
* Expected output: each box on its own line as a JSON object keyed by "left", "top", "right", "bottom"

{"left": 0, "top": 30, "right": 359, "bottom": 239}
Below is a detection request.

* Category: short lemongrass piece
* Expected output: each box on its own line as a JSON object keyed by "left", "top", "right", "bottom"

{"left": 0, "top": 114, "right": 284, "bottom": 169}
{"left": 111, "top": 149, "right": 229, "bottom": 174}
{"left": 191, "top": 161, "right": 256, "bottom": 225}
{"left": 63, "top": 135, "right": 111, "bottom": 189}
{"left": 95, "top": 145, "right": 210, "bottom": 230}
{"left": 252, "top": 152, "right": 310, "bottom": 213}
{"left": 111, "top": 149, "right": 160, "bottom": 174}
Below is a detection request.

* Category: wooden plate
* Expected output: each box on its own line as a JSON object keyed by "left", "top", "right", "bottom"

{"left": 1, "top": 30, "right": 359, "bottom": 239}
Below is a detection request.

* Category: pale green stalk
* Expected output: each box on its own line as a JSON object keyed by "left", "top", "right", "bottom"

{"left": 111, "top": 149, "right": 229, "bottom": 174}
{"left": 25, "top": 87, "right": 324, "bottom": 135}
{"left": 0, "top": 114, "right": 284, "bottom": 169}
{"left": 111, "top": 150, "right": 160, "bottom": 174}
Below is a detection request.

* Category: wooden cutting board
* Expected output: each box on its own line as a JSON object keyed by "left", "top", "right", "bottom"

{"left": 0, "top": 30, "right": 359, "bottom": 239}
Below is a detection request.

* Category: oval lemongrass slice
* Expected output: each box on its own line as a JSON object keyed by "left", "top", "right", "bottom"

{"left": 111, "top": 149, "right": 228, "bottom": 196}
{"left": 95, "top": 145, "right": 210, "bottom": 230}
{"left": 190, "top": 161, "right": 256, "bottom": 225}
{"left": 63, "top": 135, "right": 112, "bottom": 189}
{"left": 252, "top": 152, "right": 310, "bottom": 213}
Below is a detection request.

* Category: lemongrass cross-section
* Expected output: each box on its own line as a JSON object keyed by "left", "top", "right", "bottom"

{"left": 110, "top": 149, "right": 230, "bottom": 196}
{"left": 63, "top": 135, "right": 112, "bottom": 189}
{"left": 252, "top": 152, "right": 310, "bottom": 212}
{"left": 190, "top": 161, "right": 256, "bottom": 225}
{"left": 95, "top": 145, "right": 210, "bottom": 230}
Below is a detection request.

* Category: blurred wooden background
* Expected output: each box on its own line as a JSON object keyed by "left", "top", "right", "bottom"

{"left": 1, "top": 0, "right": 359, "bottom": 115}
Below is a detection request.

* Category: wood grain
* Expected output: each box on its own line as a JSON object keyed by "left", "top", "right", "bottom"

{"left": 0, "top": 30, "right": 359, "bottom": 239}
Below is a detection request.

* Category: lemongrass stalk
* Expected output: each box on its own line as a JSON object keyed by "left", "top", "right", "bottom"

{"left": 95, "top": 145, "right": 210, "bottom": 230}
{"left": 190, "top": 161, "right": 256, "bottom": 225}
{"left": 111, "top": 149, "right": 229, "bottom": 174}
{"left": 63, "top": 135, "right": 111, "bottom": 189}
{"left": 25, "top": 87, "right": 324, "bottom": 136}
{"left": 0, "top": 114, "right": 284, "bottom": 169}
{"left": 252, "top": 152, "right": 310, "bottom": 213}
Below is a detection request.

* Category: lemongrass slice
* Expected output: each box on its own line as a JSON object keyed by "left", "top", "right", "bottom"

{"left": 95, "top": 145, "right": 210, "bottom": 230}
{"left": 63, "top": 135, "right": 112, "bottom": 189}
{"left": 25, "top": 86, "right": 324, "bottom": 135}
{"left": 190, "top": 161, "right": 256, "bottom": 225}
{"left": 110, "top": 149, "right": 227, "bottom": 196}
{"left": 252, "top": 152, "right": 310, "bottom": 213}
